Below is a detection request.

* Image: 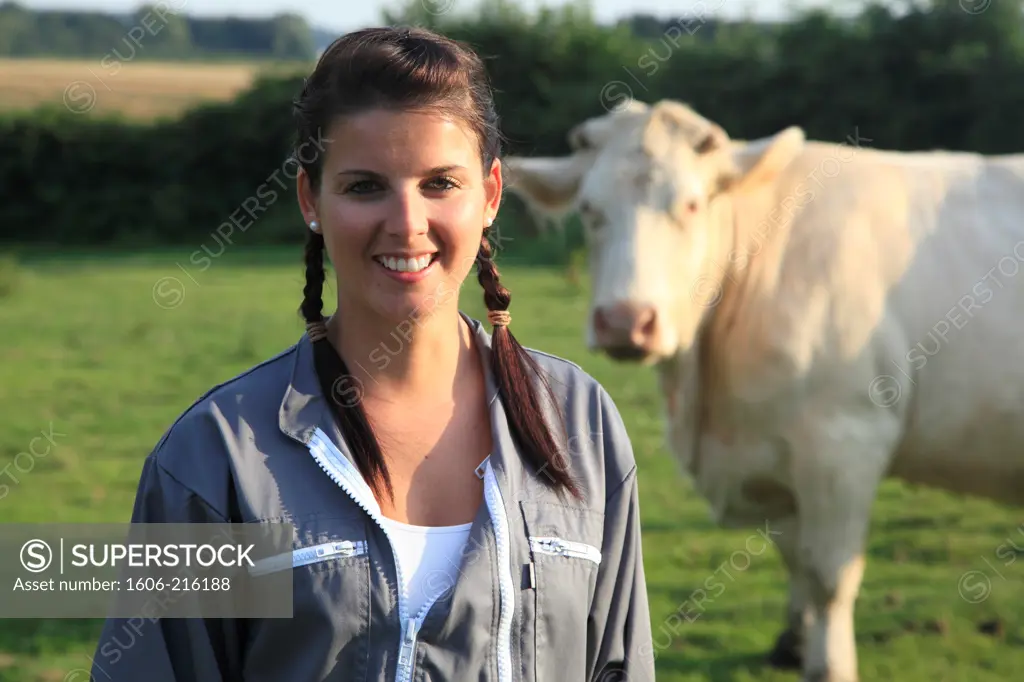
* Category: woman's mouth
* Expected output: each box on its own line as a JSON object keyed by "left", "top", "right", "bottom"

{"left": 373, "top": 253, "right": 439, "bottom": 282}
{"left": 375, "top": 254, "right": 436, "bottom": 273}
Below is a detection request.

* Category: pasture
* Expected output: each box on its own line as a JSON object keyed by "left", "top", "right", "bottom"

{"left": 0, "top": 247, "right": 1022, "bottom": 681}
{"left": 0, "top": 59, "right": 301, "bottom": 121}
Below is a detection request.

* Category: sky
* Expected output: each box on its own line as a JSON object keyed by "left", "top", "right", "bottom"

{"left": 18, "top": 0, "right": 856, "bottom": 33}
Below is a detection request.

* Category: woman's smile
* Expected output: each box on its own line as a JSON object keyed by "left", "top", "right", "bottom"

{"left": 373, "top": 251, "right": 440, "bottom": 283}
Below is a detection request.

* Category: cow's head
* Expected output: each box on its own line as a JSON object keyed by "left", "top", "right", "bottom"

{"left": 504, "top": 100, "right": 805, "bottom": 364}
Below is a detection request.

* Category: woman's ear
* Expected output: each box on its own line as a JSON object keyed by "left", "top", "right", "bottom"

{"left": 485, "top": 156, "right": 503, "bottom": 220}
{"left": 296, "top": 167, "right": 319, "bottom": 226}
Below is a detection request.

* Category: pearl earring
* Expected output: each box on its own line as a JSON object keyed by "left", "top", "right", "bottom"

{"left": 486, "top": 217, "right": 493, "bottom": 227}
{"left": 309, "top": 220, "right": 320, "bottom": 233}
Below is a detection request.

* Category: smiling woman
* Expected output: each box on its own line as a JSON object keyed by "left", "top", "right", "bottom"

{"left": 89, "top": 25, "right": 655, "bottom": 682}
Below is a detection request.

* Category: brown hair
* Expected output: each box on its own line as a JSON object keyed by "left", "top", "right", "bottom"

{"left": 292, "top": 26, "right": 582, "bottom": 502}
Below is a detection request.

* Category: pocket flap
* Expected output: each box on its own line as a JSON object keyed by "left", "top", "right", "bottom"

{"left": 249, "top": 540, "right": 368, "bottom": 576}
{"left": 519, "top": 500, "right": 605, "bottom": 563}
{"left": 247, "top": 513, "right": 368, "bottom": 576}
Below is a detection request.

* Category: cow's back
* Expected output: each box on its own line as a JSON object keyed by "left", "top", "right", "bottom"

{"left": 732, "top": 141, "right": 1024, "bottom": 505}
{"left": 881, "top": 149, "right": 1024, "bottom": 503}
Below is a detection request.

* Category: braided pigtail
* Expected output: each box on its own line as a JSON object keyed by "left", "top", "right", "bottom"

{"left": 476, "top": 231, "right": 583, "bottom": 501}
{"left": 300, "top": 228, "right": 394, "bottom": 502}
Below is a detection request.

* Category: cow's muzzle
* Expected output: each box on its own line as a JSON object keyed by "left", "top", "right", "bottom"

{"left": 592, "top": 302, "right": 660, "bottom": 361}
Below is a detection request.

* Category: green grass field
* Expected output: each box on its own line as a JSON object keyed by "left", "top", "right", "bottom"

{"left": 0, "top": 248, "right": 1022, "bottom": 681}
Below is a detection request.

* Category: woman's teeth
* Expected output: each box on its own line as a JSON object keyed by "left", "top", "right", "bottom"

{"left": 378, "top": 255, "right": 434, "bottom": 273}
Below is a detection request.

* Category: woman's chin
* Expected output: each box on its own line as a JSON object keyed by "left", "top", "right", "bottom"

{"left": 372, "top": 293, "right": 453, "bottom": 329}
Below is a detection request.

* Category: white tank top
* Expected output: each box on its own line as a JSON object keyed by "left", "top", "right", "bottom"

{"left": 379, "top": 516, "right": 474, "bottom": 618}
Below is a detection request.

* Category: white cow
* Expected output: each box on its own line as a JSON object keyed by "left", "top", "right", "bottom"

{"left": 503, "top": 99, "right": 1024, "bottom": 682}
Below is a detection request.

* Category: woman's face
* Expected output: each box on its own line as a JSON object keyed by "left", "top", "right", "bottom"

{"left": 298, "top": 108, "right": 502, "bottom": 327}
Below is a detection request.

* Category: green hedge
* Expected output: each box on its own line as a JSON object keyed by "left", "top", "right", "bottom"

{"left": 4, "top": 0, "right": 1024, "bottom": 250}
{"left": 2, "top": 73, "right": 302, "bottom": 247}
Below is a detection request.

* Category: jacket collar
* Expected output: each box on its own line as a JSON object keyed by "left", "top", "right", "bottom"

{"left": 278, "top": 311, "right": 521, "bottom": 493}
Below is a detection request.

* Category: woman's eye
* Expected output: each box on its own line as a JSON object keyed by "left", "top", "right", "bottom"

{"left": 345, "top": 180, "right": 381, "bottom": 195}
{"left": 425, "top": 176, "right": 460, "bottom": 191}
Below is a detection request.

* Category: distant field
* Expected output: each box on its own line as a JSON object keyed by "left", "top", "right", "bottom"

{"left": 0, "top": 58, "right": 308, "bottom": 121}
{"left": 0, "top": 248, "right": 1022, "bottom": 681}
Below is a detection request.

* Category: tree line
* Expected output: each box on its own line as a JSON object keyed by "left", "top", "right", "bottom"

{"left": 3, "top": 0, "right": 1024, "bottom": 250}
{"left": 0, "top": 2, "right": 316, "bottom": 60}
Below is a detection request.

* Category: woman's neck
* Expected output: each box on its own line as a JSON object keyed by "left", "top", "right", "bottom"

{"left": 326, "top": 303, "right": 474, "bottom": 405}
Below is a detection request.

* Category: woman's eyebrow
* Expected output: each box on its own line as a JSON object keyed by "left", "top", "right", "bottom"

{"left": 335, "top": 165, "right": 467, "bottom": 177}
{"left": 426, "top": 165, "right": 466, "bottom": 175}
{"left": 335, "top": 168, "right": 384, "bottom": 178}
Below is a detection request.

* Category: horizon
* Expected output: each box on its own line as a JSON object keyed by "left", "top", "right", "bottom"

{"left": 16, "top": 0, "right": 861, "bottom": 33}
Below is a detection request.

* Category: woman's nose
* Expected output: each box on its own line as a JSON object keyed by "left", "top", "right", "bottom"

{"left": 386, "top": 193, "right": 430, "bottom": 236}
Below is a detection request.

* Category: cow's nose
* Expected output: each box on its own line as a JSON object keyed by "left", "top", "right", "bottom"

{"left": 592, "top": 302, "right": 659, "bottom": 360}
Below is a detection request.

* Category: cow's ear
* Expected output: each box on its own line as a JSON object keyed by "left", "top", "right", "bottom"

{"left": 722, "top": 126, "right": 805, "bottom": 192}
{"left": 695, "top": 123, "right": 729, "bottom": 155}
{"left": 502, "top": 153, "right": 592, "bottom": 218}
{"left": 567, "top": 125, "right": 591, "bottom": 151}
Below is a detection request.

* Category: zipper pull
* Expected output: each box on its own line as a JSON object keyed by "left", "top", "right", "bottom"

{"left": 475, "top": 456, "right": 490, "bottom": 480}
{"left": 541, "top": 538, "right": 565, "bottom": 555}
{"left": 316, "top": 541, "right": 352, "bottom": 558}
{"left": 398, "top": 617, "right": 420, "bottom": 668}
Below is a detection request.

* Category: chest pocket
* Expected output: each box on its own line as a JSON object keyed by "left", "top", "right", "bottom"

{"left": 243, "top": 513, "right": 371, "bottom": 681}
{"left": 518, "top": 500, "right": 605, "bottom": 682}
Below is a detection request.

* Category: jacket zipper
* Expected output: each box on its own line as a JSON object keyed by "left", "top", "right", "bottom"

{"left": 248, "top": 540, "right": 368, "bottom": 576}
{"left": 307, "top": 428, "right": 514, "bottom": 682}
{"left": 529, "top": 536, "right": 602, "bottom": 565}
{"left": 481, "top": 455, "right": 515, "bottom": 682}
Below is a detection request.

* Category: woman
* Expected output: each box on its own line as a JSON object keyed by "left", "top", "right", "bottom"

{"left": 90, "top": 25, "right": 655, "bottom": 682}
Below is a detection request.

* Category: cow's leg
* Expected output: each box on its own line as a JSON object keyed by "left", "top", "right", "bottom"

{"left": 767, "top": 516, "right": 812, "bottom": 670}
{"left": 791, "top": 418, "right": 891, "bottom": 682}
{"left": 799, "top": 540, "right": 867, "bottom": 682}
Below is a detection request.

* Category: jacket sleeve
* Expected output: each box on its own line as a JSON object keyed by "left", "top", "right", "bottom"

{"left": 587, "top": 390, "right": 656, "bottom": 682}
{"left": 89, "top": 454, "right": 245, "bottom": 682}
